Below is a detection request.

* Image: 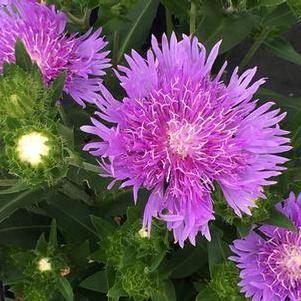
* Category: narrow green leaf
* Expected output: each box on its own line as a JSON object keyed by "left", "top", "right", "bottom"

{"left": 58, "top": 180, "right": 93, "bottom": 205}
{"left": 151, "top": 281, "right": 176, "bottom": 301}
{"left": 196, "top": 287, "right": 221, "bottom": 301}
{"left": 262, "top": 3, "right": 297, "bottom": 27}
{"left": 0, "top": 179, "right": 20, "bottom": 187}
{"left": 103, "top": 0, "right": 159, "bottom": 63}
{"left": 166, "top": 242, "right": 207, "bottom": 279}
{"left": 207, "top": 226, "right": 231, "bottom": 276}
{"left": 0, "top": 190, "right": 45, "bottom": 223}
{"left": 196, "top": 1, "right": 258, "bottom": 53}
{"left": 50, "top": 71, "right": 66, "bottom": 101}
{"left": 261, "top": 0, "right": 286, "bottom": 6}
{"left": 0, "top": 181, "right": 28, "bottom": 195}
{"left": 49, "top": 219, "right": 58, "bottom": 248}
{"left": 35, "top": 233, "right": 48, "bottom": 254}
{"left": 58, "top": 277, "right": 74, "bottom": 301}
{"left": 236, "top": 223, "right": 252, "bottom": 238}
{"left": 58, "top": 124, "right": 74, "bottom": 149}
{"left": 0, "top": 209, "right": 50, "bottom": 248}
{"left": 107, "top": 280, "right": 127, "bottom": 299}
{"left": 266, "top": 37, "right": 301, "bottom": 65}
{"left": 14, "top": 38, "right": 32, "bottom": 71}
{"left": 90, "top": 215, "right": 115, "bottom": 240}
{"left": 80, "top": 271, "right": 108, "bottom": 293}
{"left": 263, "top": 208, "right": 296, "bottom": 231}
{"left": 256, "top": 88, "right": 301, "bottom": 111}
{"left": 43, "top": 194, "right": 97, "bottom": 241}
{"left": 160, "top": 0, "right": 189, "bottom": 17}
{"left": 118, "top": 0, "right": 159, "bottom": 62}
{"left": 288, "top": 0, "right": 301, "bottom": 18}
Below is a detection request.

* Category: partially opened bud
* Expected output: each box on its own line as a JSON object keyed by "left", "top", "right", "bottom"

{"left": 4, "top": 125, "right": 68, "bottom": 187}
{"left": 38, "top": 257, "right": 52, "bottom": 272}
{"left": 17, "top": 131, "right": 50, "bottom": 167}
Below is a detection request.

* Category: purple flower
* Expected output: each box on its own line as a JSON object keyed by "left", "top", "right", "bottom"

{"left": 0, "top": 0, "right": 110, "bottom": 106}
{"left": 230, "top": 192, "right": 301, "bottom": 301}
{"left": 81, "top": 33, "right": 290, "bottom": 247}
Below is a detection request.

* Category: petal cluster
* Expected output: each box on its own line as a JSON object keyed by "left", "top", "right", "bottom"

{"left": 0, "top": 0, "right": 110, "bottom": 106}
{"left": 82, "top": 33, "right": 290, "bottom": 246}
{"left": 230, "top": 192, "right": 301, "bottom": 301}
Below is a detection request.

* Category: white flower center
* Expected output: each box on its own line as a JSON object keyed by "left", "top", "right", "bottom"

{"left": 16, "top": 131, "right": 50, "bottom": 166}
{"left": 283, "top": 246, "right": 301, "bottom": 278}
{"left": 38, "top": 257, "right": 52, "bottom": 272}
{"left": 167, "top": 119, "right": 197, "bottom": 158}
{"left": 138, "top": 227, "right": 148, "bottom": 238}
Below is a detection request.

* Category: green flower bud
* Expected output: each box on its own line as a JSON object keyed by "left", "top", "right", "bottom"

{"left": 38, "top": 257, "right": 52, "bottom": 272}
{"left": 121, "top": 265, "right": 159, "bottom": 300}
{"left": 0, "top": 64, "right": 55, "bottom": 130}
{"left": 209, "top": 262, "right": 241, "bottom": 299}
{"left": 4, "top": 125, "right": 68, "bottom": 187}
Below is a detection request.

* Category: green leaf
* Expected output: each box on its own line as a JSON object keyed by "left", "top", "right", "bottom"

{"left": 58, "top": 124, "right": 74, "bottom": 149}
{"left": 90, "top": 215, "right": 115, "bottom": 240}
{"left": 58, "top": 277, "right": 74, "bottom": 301}
{"left": 0, "top": 181, "right": 28, "bottom": 195}
{"left": 0, "top": 190, "right": 45, "bottom": 223}
{"left": 236, "top": 223, "right": 251, "bottom": 238}
{"left": 288, "top": 0, "right": 301, "bottom": 18}
{"left": 14, "top": 39, "right": 32, "bottom": 71}
{"left": 166, "top": 241, "right": 207, "bottom": 279}
{"left": 107, "top": 280, "right": 127, "bottom": 299}
{"left": 58, "top": 180, "right": 93, "bottom": 206}
{"left": 265, "top": 37, "right": 301, "bottom": 65}
{"left": 0, "top": 209, "right": 50, "bottom": 248}
{"left": 263, "top": 208, "right": 296, "bottom": 231}
{"left": 160, "top": 0, "right": 189, "bottom": 18}
{"left": 262, "top": 3, "right": 297, "bottom": 27}
{"left": 35, "top": 233, "right": 48, "bottom": 254}
{"left": 49, "top": 219, "right": 58, "bottom": 248}
{"left": 196, "top": 287, "right": 221, "bottom": 301}
{"left": 116, "top": 0, "right": 159, "bottom": 61}
{"left": 42, "top": 193, "right": 97, "bottom": 241}
{"left": 80, "top": 271, "right": 108, "bottom": 293}
{"left": 256, "top": 88, "right": 301, "bottom": 111}
{"left": 0, "top": 179, "right": 20, "bottom": 187}
{"left": 104, "top": 0, "right": 160, "bottom": 63}
{"left": 151, "top": 280, "right": 176, "bottom": 301}
{"left": 207, "top": 227, "right": 230, "bottom": 276}
{"left": 261, "top": 0, "right": 286, "bottom": 6}
{"left": 196, "top": 0, "right": 258, "bottom": 53}
{"left": 50, "top": 71, "right": 67, "bottom": 101}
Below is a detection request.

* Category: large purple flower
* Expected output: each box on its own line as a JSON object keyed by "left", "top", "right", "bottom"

{"left": 0, "top": 0, "right": 110, "bottom": 106}
{"left": 230, "top": 192, "right": 301, "bottom": 301}
{"left": 81, "top": 33, "right": 290, "bottom": 246}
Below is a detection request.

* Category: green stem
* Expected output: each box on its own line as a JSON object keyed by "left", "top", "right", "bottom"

{"left": 165, "top": 7, "right": 173, "bottom": 36}
{"left": 239, "top": 27, "right": 271, "bottom": 69}
{"left": 112, "top": 31, "right": 120, "bottom": 66}
{"left": 67, "top": 158, "right": 101, "bottom": 174}
{"left": 190, "top": 1, "right": 197, "bottom": 36}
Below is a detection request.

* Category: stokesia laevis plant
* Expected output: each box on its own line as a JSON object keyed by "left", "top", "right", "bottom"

{"left": 81, "top": 33, "right": 291, "bottom": 247}
{"left": 0, "top": 0, "right": 110, "bottom": 106}
{"left": 230, "top": 192, "right": 301, "bottom": 301}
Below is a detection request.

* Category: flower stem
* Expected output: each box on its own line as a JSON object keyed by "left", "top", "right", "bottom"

{"left": 239, "top": 27, "right": 271, "bottom": 69}
{"left": 190, "top": 1, "right": 197, "bottom": 36}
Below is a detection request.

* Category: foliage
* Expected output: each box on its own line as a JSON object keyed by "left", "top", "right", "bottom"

{"left": 0, "top": 0, "right": 301, "bottom": 301}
